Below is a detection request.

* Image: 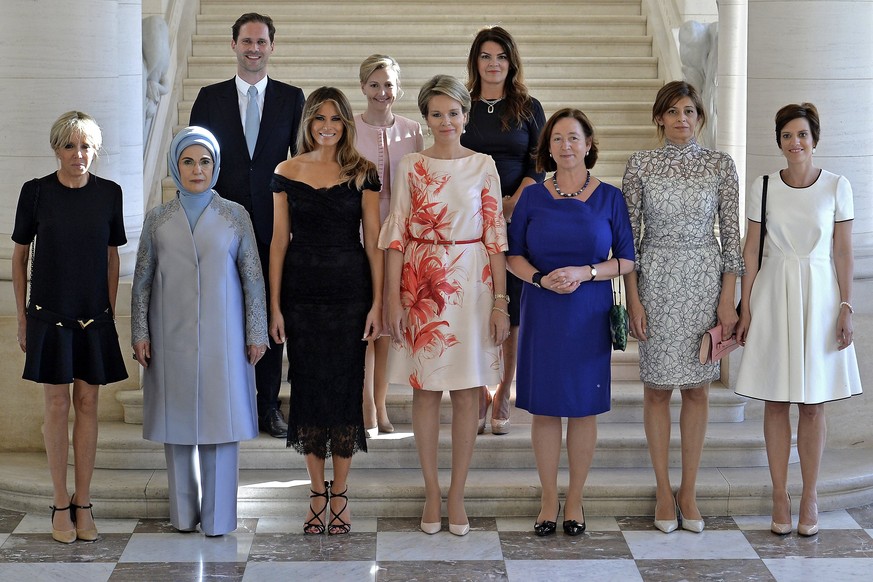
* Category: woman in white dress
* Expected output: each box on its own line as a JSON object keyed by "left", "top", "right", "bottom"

{"left": 735, "top": 103, "right": 862, "bottom": 536}
{"left": 380, "top": 75, "right": 508, "bottom": 536}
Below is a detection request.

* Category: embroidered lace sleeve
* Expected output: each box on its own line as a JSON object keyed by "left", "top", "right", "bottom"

{"left": 218, "top": 200, "right": 268, "bottom": 346}
{"left": 622, "top": 152, "right": 645, "bottom": 270}
{"left": 130, "top": 204, "right": 171, "bottom": 345}
{"left": 716, "top": 152, "right": 745, "bottom": 275}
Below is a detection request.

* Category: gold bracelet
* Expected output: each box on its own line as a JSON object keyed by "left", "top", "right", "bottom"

{"left": 492, "top": 306, "right": 510, "bottom": 318}
{"left": 493, "top": 293, "right": 510, "bottom": 303}
{"left": 840, "top": 301, "right": 854, "bottom": 314}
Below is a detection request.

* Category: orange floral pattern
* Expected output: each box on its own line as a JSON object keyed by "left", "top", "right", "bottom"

{"left": 378, "top": 153, "right": 508, "bottom": 391}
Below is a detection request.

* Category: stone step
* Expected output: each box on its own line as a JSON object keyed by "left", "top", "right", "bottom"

{"left": 186, "top": 56, "right": 659, "bottom": 83}
{"left": 116, "top": 372, "right": 748, "bottom": 427}
{"left": 191, "top": 34, "right": 654, "bottom": 58}
{"left": 198, "top": 0, "right": 643, "bottom": 18}
{"left": 82, "top": 415, "right": 778, "bottom": 472}
{"left": 181, "top": 78, "right": 660, "bottom": 106}
{"left": 3, "top": 448, "right": 871, "bottom": 519}
{"left": 195, "top": 18, "right": 648, "bottom": 38}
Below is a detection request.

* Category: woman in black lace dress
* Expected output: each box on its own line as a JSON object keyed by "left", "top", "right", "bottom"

{"left": 269, "top": 87, "right": 383, "bottom": 535}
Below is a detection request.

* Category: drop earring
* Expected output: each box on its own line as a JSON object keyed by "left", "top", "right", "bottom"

{"left": 812, "top": 147, "right": 816, "bottom": 154}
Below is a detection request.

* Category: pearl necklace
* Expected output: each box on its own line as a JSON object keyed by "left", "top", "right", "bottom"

{"left": 552, "top": 171, "right": 590, "bottom": 198}
{"left": 480, "top": 97, "right": 503, "bottom": 114}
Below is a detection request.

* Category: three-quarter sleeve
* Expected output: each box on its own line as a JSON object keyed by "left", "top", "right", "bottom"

{"left": 378, "top": 154, "right": 414, "bottom": 252}
{"left": 481, "top": 157, "right": 508, "bottom": 255}
{"left": 610, "top": 186, "right": 636, "bottom": 262}
{"left": 716, "top": 153, "right": 744, "bottom": 275}
{"left": 232, "top": 205, "right": 268, "bottom": 346}
{"left": 622, "top": 152, "right": 645, "bottom": 269}
{"left": 131, "top": 207, "right": 159, "bottom": 345}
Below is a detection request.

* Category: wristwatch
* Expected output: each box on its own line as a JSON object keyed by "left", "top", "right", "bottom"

{"left": 588, "top": 265, "right": 597, "bottom": 281}
{"left": 531, "top": 272, "right": 544, "bottom": 288}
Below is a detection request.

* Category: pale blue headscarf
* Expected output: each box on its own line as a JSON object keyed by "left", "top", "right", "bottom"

{"left": 168, "top": 126, "right": 221, "bottom": 229}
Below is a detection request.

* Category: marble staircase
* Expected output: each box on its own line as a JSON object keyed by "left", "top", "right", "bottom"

{"left": 2, "top": 0, "right": 871, "bottom": 523}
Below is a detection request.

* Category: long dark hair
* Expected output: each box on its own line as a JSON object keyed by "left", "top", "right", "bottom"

{"left": 465, "top": 26, "right": 534, "bottom": 132}
{"left": 298, "top": 87, "right": 377, "bottom": 190}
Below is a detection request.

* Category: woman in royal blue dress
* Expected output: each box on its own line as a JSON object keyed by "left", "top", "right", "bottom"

{"left": 508, "top": 109, "right": 634, "bottom": 536}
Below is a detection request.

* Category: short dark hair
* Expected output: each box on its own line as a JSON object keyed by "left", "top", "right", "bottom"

{"left": 535, "top": 108, "right": 599, "bottom": 172}
{"left": 651, "top": 81, "right": 705, "bottom": 141}
{"left": 775, "top": 102, "right": 821, "bottom": 147}
{"left": 232, "top": 13, "right": 276, "bottom": 43}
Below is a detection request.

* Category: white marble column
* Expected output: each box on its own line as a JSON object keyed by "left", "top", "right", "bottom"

{"left": 716, "top": 0, "right": 747, "bottom": 215}
{"left": 0, "top": 0, "right": 144, "bottom": 283}
{"left": 746, "top": 1, "right": 873, "bottom": 277}
{"left": 0, "top": 1, "right": 143, "bottom": 450}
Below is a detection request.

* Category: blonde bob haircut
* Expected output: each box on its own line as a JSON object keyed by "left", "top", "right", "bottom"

{"left": 359, "top": 54, "right": 405, "bottom": 99}
{"left": 297, "top": 87, "right": 378, "bottom": 191}
{"left": 417, "top": 74, "right": 472, "bottom": 117}
{"left": 49, "top": 110, "right": 103, "bottom": 153}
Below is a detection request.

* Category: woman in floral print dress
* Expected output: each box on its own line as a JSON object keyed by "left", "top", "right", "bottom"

{"left": 380, "top": 75, "right": 508, "bottom": 536}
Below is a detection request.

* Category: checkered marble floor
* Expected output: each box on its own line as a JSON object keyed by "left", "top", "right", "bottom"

{"left": 1, "top": 505, "right": 872, "bottom": 581}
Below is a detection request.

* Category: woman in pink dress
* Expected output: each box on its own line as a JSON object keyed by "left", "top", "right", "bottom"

{"left": 380, "top": 74, "right": 508, "bottom": 536}
{"left": 354, "top": 54, "right": 424, "bottom": 436}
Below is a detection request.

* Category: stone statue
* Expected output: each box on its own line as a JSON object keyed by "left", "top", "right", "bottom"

{"left": 679, "top": 20, "right": 718, "bottom": 148}
{"left": 143, "top": 16, "right": 170, "bottom": 146}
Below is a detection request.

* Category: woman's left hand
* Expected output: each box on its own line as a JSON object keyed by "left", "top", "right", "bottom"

{"left": 248, "top": 344, "right": 268, "bottom": 366}
{"left": 717, "top": 300, "right": 739, "bottom": 338}
{"left": 362, "top": 306, "right": 382, "bottom": 341}
{"left": 490, "top": 308, "right": 510, "bottom": 345}
{"left": 545, "top": 267, "right": 583, "bottom": 294}
{"left": 837, "top": 308, "right": 854, "bottom": 350}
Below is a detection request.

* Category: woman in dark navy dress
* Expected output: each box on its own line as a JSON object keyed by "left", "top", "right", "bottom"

{"left": 461, "top": 25, "right": 546, "bottom": 435}
{"left": 11, "top": 111, "right": 127, "bottom": 543}
{"left": 508, "top": 109, "right": 634, "bottom": 536}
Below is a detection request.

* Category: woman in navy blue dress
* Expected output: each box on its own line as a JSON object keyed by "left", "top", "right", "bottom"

{"left": 462, "top": 26, "right": 546, "bottom": 435}
{"left": 508, "top": 109, "right": 634, "bottom": 536}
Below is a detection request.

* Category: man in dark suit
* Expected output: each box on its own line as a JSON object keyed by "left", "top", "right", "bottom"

{"left": 190, "top": 12, "right": 304, "bottom": 438}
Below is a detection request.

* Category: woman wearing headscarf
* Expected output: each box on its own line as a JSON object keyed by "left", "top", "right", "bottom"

{"left": 132, "top": 126, "right": 268, "bottom": 536}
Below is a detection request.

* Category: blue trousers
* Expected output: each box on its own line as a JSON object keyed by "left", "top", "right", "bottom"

{"left": 164, "top": 442, "right": 240, "bottom": 536}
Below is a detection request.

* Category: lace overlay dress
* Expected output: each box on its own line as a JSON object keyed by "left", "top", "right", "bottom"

{"left": 622, "top": 140, "right": 744, "bottom": 389}
{"left": 271, "top": 175, "right": 379, "bottom": 458}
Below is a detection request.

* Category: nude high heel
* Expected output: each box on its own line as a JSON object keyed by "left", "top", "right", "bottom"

{"left": 770, "top": 491, "right": 792, "bottom": 535}
{"left": 71, "top": 494, "right": 98, "bottom": 541}
{"left": 50, "top": 503, "right": 76, "bottom": 544}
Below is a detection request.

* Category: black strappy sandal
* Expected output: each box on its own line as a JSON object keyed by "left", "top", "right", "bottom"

{"left": 304, "top": 481, "right": 329, "bottom": 535}
{"left": 328, "top": 481, "right": 351, "bottom": 535}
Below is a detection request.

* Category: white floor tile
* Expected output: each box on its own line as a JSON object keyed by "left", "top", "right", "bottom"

{"left": 764, "top": 558, "right": 873, "bottom": 581}
{"left": 506, "top": 559, "right": 643, "bottom": 581}
{"left": 623, "top": 530, "right": 759, "bottom": 560}
{"left": 13, "top": 514, "right": 138, "bottom": 535}
{"left": 243, "top": 560, "right": 376, "bottom": 581}
{"left": 118, "top": 532, "right": 254, "bottom": 562}
{"left": 376, "top": 531, "right": 503, "bottom": 561}
{"left": 0, "top": 563, "right": 114, "bottom": 582}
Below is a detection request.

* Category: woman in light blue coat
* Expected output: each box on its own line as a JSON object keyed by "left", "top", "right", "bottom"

{"left": 132, "top": 126, "right": 268, "bottom": 536}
